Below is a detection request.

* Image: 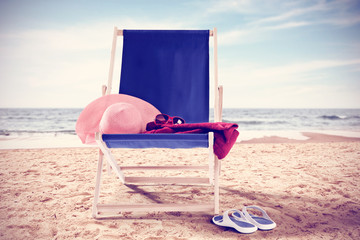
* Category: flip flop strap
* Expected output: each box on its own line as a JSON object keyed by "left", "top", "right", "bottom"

{"left": 223, "top": 209, "right": 245, "bottom": 225}
{"left": 243, "top": 205, "right": 272, "bottom": 221}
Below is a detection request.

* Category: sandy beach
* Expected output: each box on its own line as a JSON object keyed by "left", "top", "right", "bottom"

{"left": 0, "top": 133, "right": 359, "bottom": 239}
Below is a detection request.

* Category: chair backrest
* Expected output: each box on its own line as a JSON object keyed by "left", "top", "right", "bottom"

{"left": 119, "top": 30, "right": 210, "bottom": 123}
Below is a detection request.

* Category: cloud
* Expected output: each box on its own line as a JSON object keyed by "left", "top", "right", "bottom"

{"left": 222, "top": 73, "right": 360, "bottom": 108}
{"left": 1, "top": 0, "right": 359, "bottom": 108}
{"left": 220, "top": 58, "right": 360, "bottom": 88}
{"left": 264, "top": 21, "right": 310, "bottom": 30}
{"left": 217, "top": 21, "right": 310, "bottom": 46}
{"left": 321, "top": 14, "right": 360, "bottom": 26}
{"left": 218, "top": 28, "right": 259, "bottom": 45}
{"left": 0, "top": 18, "right": 189, "bottom": 107}
{"left": 205, "top": 0, "right": 257, "bottom": 14}
{"left": 255, "top": 0, "right": 360, "bottom": 27}
{"left": 212, "top": 0, "right": 360, "bottom": 46}
{"left": 252, "top": 59, "right": 360, "bottom": 79}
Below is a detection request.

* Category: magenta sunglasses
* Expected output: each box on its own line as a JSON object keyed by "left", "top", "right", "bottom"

{"left": 154, "top": 114, "right": 185, "bottom": 125}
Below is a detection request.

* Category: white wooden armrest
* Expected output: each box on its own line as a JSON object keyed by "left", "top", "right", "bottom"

{"left": 101, "top": 85, "right": 107, "bottom": 96}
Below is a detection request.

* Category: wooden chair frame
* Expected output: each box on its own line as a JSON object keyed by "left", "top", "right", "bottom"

{"left": 92, "top": 27, "right": 223, "bottom": 218}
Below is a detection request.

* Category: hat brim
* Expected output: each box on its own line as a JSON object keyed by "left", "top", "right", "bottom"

{"left": 76, "top": 94, "right": 161, "bottom": 144}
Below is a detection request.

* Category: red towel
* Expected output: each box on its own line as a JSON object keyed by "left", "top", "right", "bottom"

{"left": 145, "top": 122, "right": 239, "bottom": 159}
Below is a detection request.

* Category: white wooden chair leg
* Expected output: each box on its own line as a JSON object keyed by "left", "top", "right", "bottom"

{"left": 208, "top": 132, "right": 215, "bottom": 185}
{"left": 95, "top": 132, "right": 125, "bottom": 183}
{"left": 214, "top": 155, "right": 220, "bottom": 214}
{"left": 106, "top": 158, "right": 112, "bottom": 176}
{"left": 93, "top": 149, "right": 104, "bottom": 218}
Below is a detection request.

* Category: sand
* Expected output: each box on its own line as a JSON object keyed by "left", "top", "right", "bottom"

{"left": 0, "top": 133, "right": 359, "bottom": 239}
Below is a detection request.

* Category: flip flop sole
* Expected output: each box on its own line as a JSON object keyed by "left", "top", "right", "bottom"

{"left": 234, "top": 209, "right": 276, "bottom": 231}
{"left": 212, "top": 214, "right": 257, "bottom": 233}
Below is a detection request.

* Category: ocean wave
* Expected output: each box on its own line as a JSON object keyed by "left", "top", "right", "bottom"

{"left": 223, "top": 119, "right": 289, "bottom": 125}
{"left": 0, "top": 130, "right": 76, "bottom": 136}
{"left": 0, "top": 130, "right": 10, "bottom": 136}
{"left": 2, "top": 108, "right": 360, "bottom": 133}
{"left": 320, "top": 115, "right": 348, "bottom": 120}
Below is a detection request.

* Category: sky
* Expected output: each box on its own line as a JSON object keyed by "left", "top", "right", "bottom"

{"left": 0, "top": 0, "right": 359, "bottom": 108}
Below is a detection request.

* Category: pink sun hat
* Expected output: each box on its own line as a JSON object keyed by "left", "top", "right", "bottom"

{"left": 76, "top": 94, "right": 161, "bottom": 144}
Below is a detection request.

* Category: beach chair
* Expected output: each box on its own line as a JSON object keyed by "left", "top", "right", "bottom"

{"left": 93, "top": 28, "right": 223, "bottom": 218}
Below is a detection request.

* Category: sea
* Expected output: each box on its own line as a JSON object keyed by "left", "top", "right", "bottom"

{"left": 1, "top": 108, "right": 360, "bottom": 149}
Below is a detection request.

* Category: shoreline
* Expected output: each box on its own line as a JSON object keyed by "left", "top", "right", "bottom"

{"left": 239, "top": 131, "right": 360, "bottom": 144}
{"left": 0, "top": 130, "right": 360, "bottom": 150}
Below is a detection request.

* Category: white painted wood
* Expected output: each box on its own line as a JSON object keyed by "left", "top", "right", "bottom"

{"left": 95, "top": 132, "right": 125, "bottom": 183}
{"left": 101, "top": 85, "right": 107, "bottom": 96}
{"left": 106, "top": 27, "right": 119, "bottom": 95}
{"left": 208, "top": 132, "right": 215, "bottom": 185}
{"left": 121, "top": 165, "right": 208, "bottom": 171}
{"left": 96, "top": 203, "right": 214, "bottom": 214}
{"left": 212, "top": 29, "right": 221, "bottom": 215}
{"left": 213, "top": 28, "right": 220, "bottom": 122}
{"left": 218, "top": 85, "right": 223, "bottom": 121}
{"left": 125, "top": 177, "right": 210, "bottom": 185}
{"left": 117, "top": 29, "right": 212, "bottom": 36}
{"left": 214, "top": 155, "right": 220, "bottom": 214}
{"left": 92, "top": 149, "right": 104, "bottom": 218}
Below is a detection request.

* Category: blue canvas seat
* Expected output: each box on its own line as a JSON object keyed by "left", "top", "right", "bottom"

{"left": 102, "top": 133, "right": 209, "bottom": 149}
{"left": 102, "top": 30, "right": 210, "bottom": 149}
{"left": 93, "top": 28, "right": 223, "bottom": 218}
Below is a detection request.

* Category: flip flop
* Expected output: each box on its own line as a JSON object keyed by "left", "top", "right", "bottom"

{"left": 232, "top": 206, "right": 276, "bottom": 230}
{"left": 212, "top": 209, "right": 258, "bottom": 234}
